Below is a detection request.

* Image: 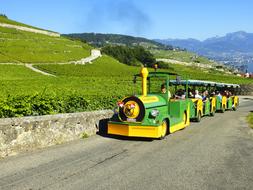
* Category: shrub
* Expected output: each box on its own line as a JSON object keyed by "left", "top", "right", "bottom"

{"left": 0, "top": 93, "right": 123, "bottom": 118}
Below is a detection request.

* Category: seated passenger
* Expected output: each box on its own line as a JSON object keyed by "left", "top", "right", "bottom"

{"left": 226, "top": 90, "right": 232, "bottom": 98}
{"left": 194, "top": 90, "right": 202, "bottom": 99}
{"left": 202, "top": 90, "right": 209, "bottom": 102}
{"left": 188, "top": 91, "right": 194, "bottom": 98}
{"left": 210, "top": 91, "right": 216, "bottom": 97}
{"left": 216, "top": 91, "right": 222, "bottom": 101}
{"left": 161, "top": 84, "right": 171, "bottom": 99}
{"left": 175, "top": 89, "right": 185, "bottom": 99}
{"left": 188, "top": 88, "right": 194, "bottom": 98}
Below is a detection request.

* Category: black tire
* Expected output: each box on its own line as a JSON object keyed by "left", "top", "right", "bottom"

{"left": 196, "top": 111, "right": 201, "bottom": 122}
{"left": 232, "top": 103, "right": 237, "bottom": 111}
{"left": 210, "top": 107, "right": 215, "bottom": 116}
{"left": 183, "top": 112, "right": 187, "bottom": 124}
{"left": 159, "top": 120, "right": 168, "bottom": 140}
{"left": 221, "top": 104, "right": 225, "bottom": 113}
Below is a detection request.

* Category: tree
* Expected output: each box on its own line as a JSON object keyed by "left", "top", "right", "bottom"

{"left": 0, "top": 14, "right": 8, "bottom": 18}
{"left": 101, "top": 45, "right": 157, "bottom": 67}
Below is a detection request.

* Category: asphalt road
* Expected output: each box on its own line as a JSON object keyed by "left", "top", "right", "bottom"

{"left": 0, "top": 97, "right": 253, "bottom": 190}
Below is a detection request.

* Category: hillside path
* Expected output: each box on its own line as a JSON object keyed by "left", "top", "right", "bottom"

{"left": 0, "top": 97, "right": 252, "bottom": 190}
{"left": 72, "top": 49, "right": 102, "bottom": 64}
{"left": 23, "top": 49, "right": 102, "bottom": 76}
{"left": 25, "top": 64, "right": 56, "bottom": 77}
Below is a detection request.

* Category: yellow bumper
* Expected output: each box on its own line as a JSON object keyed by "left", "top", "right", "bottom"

{"left": 108, "top": 123, "right": 163, "bottom": 138}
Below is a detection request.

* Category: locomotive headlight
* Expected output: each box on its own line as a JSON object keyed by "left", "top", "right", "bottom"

{"left": 150, "top": 109, "right": 159, "bottom": 117}
{"left": 117, "top": 101, "right": 124, "bottom": 108}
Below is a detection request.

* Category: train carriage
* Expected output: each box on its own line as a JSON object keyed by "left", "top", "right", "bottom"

{"left": 169, "top": 80, "right": 216, "bottom": 121}
{"left": 215, "top": 83, "right": 240, "bottom": 112}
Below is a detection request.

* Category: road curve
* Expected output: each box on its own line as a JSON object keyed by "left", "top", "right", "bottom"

{"left": 0, "top": 97, "right": 253, "bottom": 190}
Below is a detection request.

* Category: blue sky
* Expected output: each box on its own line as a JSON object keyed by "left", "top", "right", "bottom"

{"left": 1, "top": 0, "right": 252, "bottom": 40}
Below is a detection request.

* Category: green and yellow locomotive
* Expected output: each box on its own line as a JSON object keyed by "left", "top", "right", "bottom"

{"left": 108, "top": 67, "right": 190, "bottom": 139}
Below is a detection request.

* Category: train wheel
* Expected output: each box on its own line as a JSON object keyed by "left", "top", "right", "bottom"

{"left": 196, "top": 111, "right": 201, "bottom": 122}
{"left": 232, "top": 103, "right": 237, "bottom": 111}
{"left": 210, "top": 107, "right": 215, "bottom": 116}
{"left": 159, "top": 120, "right": 168, "bottom": 140}
{"left": 221, "top": 104, "right": 225, "bottom": 113}
{"left": 183, "top": 112, "right": 187, "bottom": 125}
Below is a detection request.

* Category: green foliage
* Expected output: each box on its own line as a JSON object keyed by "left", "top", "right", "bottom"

{"left": 102, "top": 45, "right": 138, "bottom": 66}
{"left": 247, "top": 113, "right": 253, "bottom": 129}
{"left": 0, "top": 92, "right": 122, "bottom": 118}
{"left": 156, "top": 61, "right": 174, "bottom": 70}
{"left": 133, "top": 46, "right": 156, "bottom": 67}
{"left": 64, "top": 33, "right": 173, "bottom": 50}
{"left": 102, "top": 45, "right": 156, "bottom": 67}
{"left": 0, "top": 14, "right": 8, "bottom": 19}
{"left": 0, "top": 26, "right": 92, "bottom": 63}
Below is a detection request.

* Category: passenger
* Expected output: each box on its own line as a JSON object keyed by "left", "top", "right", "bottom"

{"left": 175, "top": 89, "right": 185, "bottom": 99}
{"left": 161, "top": 84, "right": 171, "bottom": 99}
{"left": 224, "top": 90, "right": 229, "bottom": 98}
{"left": 188, "top": 91, "right": 194, "bottom": 98}
{"left": 210, "top": 91, "right": 216, "bottom": 97}
{"left": 202, "top": 90, "right": 209, "bottom": 102}
{"left": 216, "top": 91, "right": 222, "bottom": 101}
{"left": 161, "top": 84, "right": 166, "bottom": 94}
{"left": 225, "top": 90, "right": 232, "bottom": 98}
{"left": 188, "top": 88, "right": 194, "bottom": 98}
{"left": 194, "top": 90, "right": 202, "bottom": 99}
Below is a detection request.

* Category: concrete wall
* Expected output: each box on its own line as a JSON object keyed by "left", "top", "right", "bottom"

{"left": 0, "top": 110, "right": 113, "bottom": 158}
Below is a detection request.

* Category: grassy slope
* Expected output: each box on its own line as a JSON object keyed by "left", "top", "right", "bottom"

{"left": 247, "top": 113, "right": 253, "bottom": 129}
{"left": 164, "top": 63, "right": 253, "bottom": 84}
{"left": 152, "top": 49, "right": 214, "bottom": 64}
{"left": 0, "top": 26, "right": 91, "bottom": 63}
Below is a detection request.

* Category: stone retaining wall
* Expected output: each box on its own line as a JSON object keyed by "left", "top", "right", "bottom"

{"left": 0, "top": 110, "right": 113, "bottom": 158}
{"left": 0, "top": 23, "right": 60, "bottom": 37}
{"left": 239, "top": 84, "right": 253, "bottom": 95}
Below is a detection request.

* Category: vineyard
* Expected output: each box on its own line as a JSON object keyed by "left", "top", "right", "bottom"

{"left": 0, "top": 26, "right": 91, "bottom": 63}
{"left": 0, "top": 55, "right": 252, "bottom": 118}
{"left": 0, "top": 56, "right": 141, "bottom": 117}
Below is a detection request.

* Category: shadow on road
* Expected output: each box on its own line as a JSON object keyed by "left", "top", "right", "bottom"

{"left": 243, "top": 97, "right": 253, "bottom": 101}
{"left": 96, "top": 118, "right": 153, "bottom": 142}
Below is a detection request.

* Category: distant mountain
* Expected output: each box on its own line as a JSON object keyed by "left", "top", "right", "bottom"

{"left": 155, "top": 31, "right": 253, "bottom": 72}
{"left": 63, "top": 33, "right": 173, "bottom": 50}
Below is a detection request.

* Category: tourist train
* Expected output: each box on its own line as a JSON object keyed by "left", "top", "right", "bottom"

{"left": 108, "top": 67, "right": 240, "bottom": 139}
